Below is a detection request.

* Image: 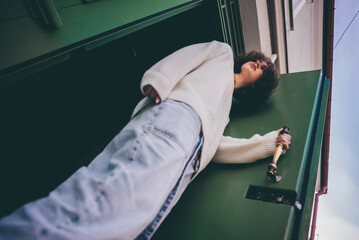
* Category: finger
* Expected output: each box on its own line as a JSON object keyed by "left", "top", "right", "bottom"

{"left": 155, "top": 96, "right": 160, "bottom": 104}
{"left": 151, "top": 90, "right": 160, "bottom": 100}
{"left": 281, "top": 136, "right": 291, "bottom": 143}
{"left": 284, "top": 142, "right": 290, "bottom": 150}
{"left": 143, "top": 85, "right": 158, "bottom": 99}
{"left": 145, "top": 87, "right": 155, "bottom": 98}
{"left": 277, "top": 135, "right": 288, "bottom": 142}
{"left": 279, "top": 134, "right": 291, "bottom": 142}
{"left": 149, "top": 89, "right": 156, "bottom": 99}
{"left": 279, "top": 141, "right": 288, "bottom": 150}
{"left": 285, "top": 139, "right": 291, "bottom": 149}
{"left": 286, "top": 136, "right": 292, "bottom": 144}
{"left": 148, "top": 88, "right": 158, "bottom": 100}
{"left": 277, "top": 138, "right": 290, "bottom": 150}
{"left": 144, "top": 85, "right": 151, "bottom": 96}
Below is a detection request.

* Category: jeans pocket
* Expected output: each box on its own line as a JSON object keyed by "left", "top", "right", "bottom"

{"left": 150, "top": 100, "right": 201, "bottom": 154}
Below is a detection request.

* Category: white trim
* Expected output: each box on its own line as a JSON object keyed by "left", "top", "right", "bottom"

{"left": 270, "top": 54, "right": 277, "bottom": 63}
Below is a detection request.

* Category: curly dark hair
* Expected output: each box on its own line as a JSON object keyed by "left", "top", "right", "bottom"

{"left": 233, "top": 51, "right": 280, "bottom": 105}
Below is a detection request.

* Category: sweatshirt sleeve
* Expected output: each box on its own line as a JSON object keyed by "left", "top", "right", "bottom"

{"left": 212, "top": 131, "right": 278, "bottom": 164}
{"left": 140, "top": 41, "right": 233, "bottom": 101}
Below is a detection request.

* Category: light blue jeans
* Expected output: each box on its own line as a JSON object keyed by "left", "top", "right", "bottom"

{"left": 0, "top": 99, "right": 202, "bottom": 240}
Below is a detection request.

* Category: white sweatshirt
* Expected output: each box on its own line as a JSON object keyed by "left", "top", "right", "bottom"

{"left": 131, "top": 41, "right": 278, "bottom": 178}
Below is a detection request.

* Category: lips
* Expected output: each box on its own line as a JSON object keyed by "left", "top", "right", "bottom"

{"left": 250, "top": 63, "right": 256, "bottom": 70}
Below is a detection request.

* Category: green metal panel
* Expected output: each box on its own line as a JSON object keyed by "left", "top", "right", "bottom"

{"left": 153, "top": 70, "right": 324, "bottom": 240}
{"left": 0, "top": 0, "right": 28, "bottom": 21}
{"left": 298, "top": 77, "right": 330, "bottom": 240}
{"left": 0, "top": 0, "right": 202, "bottom": 73}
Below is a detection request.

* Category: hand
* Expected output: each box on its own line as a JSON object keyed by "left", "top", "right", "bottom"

{"left": 276, "top": 128, "right": 292, "bottom": 150}
{"left": 143, "top": 85, "right": 161, "bottom": 104}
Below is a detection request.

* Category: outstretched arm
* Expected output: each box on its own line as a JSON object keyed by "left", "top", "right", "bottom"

{"left": 213, "top": 130, "right": 291, "bottom": 164}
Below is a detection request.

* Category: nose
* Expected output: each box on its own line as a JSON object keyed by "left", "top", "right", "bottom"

{"left": 256, "top": 60, "right": 267, "bottom": 71}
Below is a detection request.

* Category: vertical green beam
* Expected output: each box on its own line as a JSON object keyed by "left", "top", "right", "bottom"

{"left": 231, "top": 0, "right": 245, "bottom": 54}
{"left": 298, "top": 78, "right": 330, "bottom": 239}
{"left": 295, "top": 72, "right": 324, "bottom": 195}
{"left": 216, "top": 0, "right": 244, "bottom": 55}
{"left": 228, "top": 0, "right": 239, "bottom": 54}
{"left": 217, "top": 0, "right": 229, "bottom": 44}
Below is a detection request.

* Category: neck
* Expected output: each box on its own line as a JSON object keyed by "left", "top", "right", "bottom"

{"left": 234, "top": 73, "right": 245, "bottom": 89}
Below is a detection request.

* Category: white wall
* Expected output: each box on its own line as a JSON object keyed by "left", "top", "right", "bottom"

{"left": 286, "top": 0, "right": 323, "bottom": 72}
{"left": 238, "top": 0, "right": 273, "bottom": 59}
{"left": 238, "top": 0, "right": 323, "bottom": 74}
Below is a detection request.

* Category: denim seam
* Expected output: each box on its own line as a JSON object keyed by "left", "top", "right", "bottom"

{"left": 137, "top": 163, "right": 186, "bottom": 239}
{"left": 128, "top": 130, "right": 146, "bottom": 165}
{"left": 136, "top": 138, "right": 203, "bottom": 240}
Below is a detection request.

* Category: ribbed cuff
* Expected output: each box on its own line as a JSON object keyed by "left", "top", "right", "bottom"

{"left": 141, "top": 70, "right": 173, "bottom": 101}
{"left": 260, "top": 131, "right": 278, "bottom": 158}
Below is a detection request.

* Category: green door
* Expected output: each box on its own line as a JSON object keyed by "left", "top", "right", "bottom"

{"left": 153, "top": 70, "right": 329, "bottom": 240}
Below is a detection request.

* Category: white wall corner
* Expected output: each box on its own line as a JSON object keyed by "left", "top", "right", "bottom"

{"left": 272, "top": 0, "right": 287, "bottom": 73}
{"left": 255, "top": 0, "right": 272, "bottom": 57}
{"left": 238, "top": 0, "right": 261, "bottom": 52}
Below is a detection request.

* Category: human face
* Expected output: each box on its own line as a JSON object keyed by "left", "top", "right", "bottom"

{"left": 240, "top": 60, "right": 267, "bottom": 87}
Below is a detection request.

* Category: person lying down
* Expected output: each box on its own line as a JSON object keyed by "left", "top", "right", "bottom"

{"left": 0, "top": 41, "right": 291, "bottom": 240}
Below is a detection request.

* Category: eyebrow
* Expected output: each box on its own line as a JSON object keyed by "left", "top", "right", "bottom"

{"left": 261, "top": 62, "right": 268, "bottom": 70}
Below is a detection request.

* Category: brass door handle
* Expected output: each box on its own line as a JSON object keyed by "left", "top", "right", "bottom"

{"left": 267, "top": 126, "right": 290, "bottom": 183}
